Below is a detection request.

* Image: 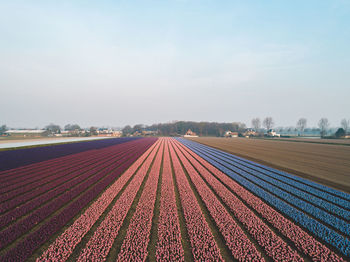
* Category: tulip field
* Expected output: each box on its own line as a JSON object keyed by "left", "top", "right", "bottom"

{"left": 0, "top": 137, "right": 349, "bottom": 261}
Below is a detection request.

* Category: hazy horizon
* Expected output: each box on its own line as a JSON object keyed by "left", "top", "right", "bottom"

{"left": 1, "top": 1, "right": 349, "bottom": 129}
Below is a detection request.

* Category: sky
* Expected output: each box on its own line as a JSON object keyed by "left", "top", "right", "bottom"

{"left": 1, "top": 0, "right": 349, "bottom": 128}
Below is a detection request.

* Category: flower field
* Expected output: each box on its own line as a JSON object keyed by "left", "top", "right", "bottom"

{"left": 0, "top": 137, "right": 349, "bottom": 261}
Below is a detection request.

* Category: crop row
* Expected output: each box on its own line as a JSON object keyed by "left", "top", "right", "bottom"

{"left": 170, "top": 140, "right": 268, "bottom": 261}
{"left": 76, "top": 139, "right": 162, "bottom": 261}
{"left": 177, "top": 138, "right": 350, "bottom": 257}
{"left": 183, "top": 141, "right": 350, "bottom": 236}
{"left": 0, "top": 137, "right": 139, "bottom": 172}
{"left": 155, "top": 141, "right": 184, "bottom": 261}
{"left": 223, "top": 147, "right": 350, "bottom": 202}
{"left": 116, "top": 139, "right": 164, "bottom": 261}
{"left": 0, "top": 144, "right": 113, "bottom": 188}
{"left": 172, "top": 139, "right": 304, "bottom": 261}
{"left": 0, "top": 141, "right": 140, "bottom": 212}
{"left": 176, "top": 139, "right": 345, "bottom": 261}
{"left": 0, "top": 140, "right": 124, "bottom": 194}
{"left": 169, "top": 140, "right": 224, "bottom": 261}
{"left": 186, "top": 139, "right": 350, "bottom": 206}
{"left": 0, "top": 142, "right": 145, "bottom": 232}
{"left": 0, "top": 138, "right": 156, "bottom": 261}
{"left": 0, "top": 142, "right": 140, "bottom": 246}
{"left": 37, "top": 139, "right": 159, "bottom": 261}
{"left": 188, "top": 142, "right": 350, "bottom": 217}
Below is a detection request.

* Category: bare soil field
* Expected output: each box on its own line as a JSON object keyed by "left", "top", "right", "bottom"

{"left": 263, "top": 137, "right": 350, "bottom": 145}
{"left": 189, "top": 137, "right": 350, "bottom": 193}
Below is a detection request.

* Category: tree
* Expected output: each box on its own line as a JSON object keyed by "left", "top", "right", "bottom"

{"left": 0, "top": 125, "right": 7, "bottom": 135}
{"left": 251, "top": 118, "right": 261, "bottom": 131}
{"left": 46, "top": 123, "right": 61, "bottom": 134}
{"left": 263, "top": 117, "right": 274, "bottom": 130}
{"left": 133, "top": 124, "right": 144, "bottom": 133}
{"left": 122, "top": 125, "right": 133, "bottom": 136}
{"left": 64, "top": 124, "right": 81, "bottom": 131}
{"left": 318, "top": 118, "right": 329, "bottom": 138}
{"left": 335, "top": 128, "right": 346, "bottom": 138}
{"left": 341, "top": 119, "right": 349, "bottom": 133}
{"left": 89, "top": 126, "right": 98, "bottom": 136}
{"left": 296, "top": 118, "right": 307, "bottom": 136}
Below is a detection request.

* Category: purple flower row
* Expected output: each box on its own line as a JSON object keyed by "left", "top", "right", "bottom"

{"left": 0, "top": 142, "right": 141, "bottom": 227}
{"left": 0, "top": 137, "right": 139, "bottom": 172}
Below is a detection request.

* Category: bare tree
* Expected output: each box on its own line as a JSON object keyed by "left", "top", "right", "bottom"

{"left": 251, "top": 118, "right": 261, "bottom": 131}
{"left": 318, "top": 118, "right": 329, "bottom": 138}
{"left": 263, "top": 117, "right": 274, "bottom": 130}
{"left": 341, "top": 119, "right": 349, "bottom": 133}
{"left": 296, "top": 118, "right": 307, "bottom": 136}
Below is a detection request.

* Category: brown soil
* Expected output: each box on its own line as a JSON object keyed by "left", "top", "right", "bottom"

{"left": 188, "top": 137, "right": 350, "bottom": 194}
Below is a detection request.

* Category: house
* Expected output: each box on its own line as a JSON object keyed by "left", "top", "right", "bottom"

{"left": 184, "top": 129, "right": 198, "bottom": 137}
{"left": 224, "top": 131, "right": 238, "bottom": 138}
{"left": 266, "top": 129, "right": 280, "bottom": 137}
{"left": 141, "top": 130, "right": 158, "bottom": 136}
{"left": 97, "top": 129, "right": 122, "bottom": 137}
{"left": 243, "top": 128, "right": 257, "bottom": 137}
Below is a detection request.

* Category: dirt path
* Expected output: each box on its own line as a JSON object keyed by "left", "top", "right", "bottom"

{"left": 188, "top": 137, "right": 350, "bottom": 193}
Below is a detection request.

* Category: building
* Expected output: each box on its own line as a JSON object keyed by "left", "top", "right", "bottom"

{"left": 97, "top": 129, "right": 122, "bottom": 137}
{"left": 243, "top": 128, "right": 257, "bottom": 137}
{"left": 5, "top": 129, "right": 48, "bottom": 137}
{"left": 224, "top": 131, "right": 238, "bottom": 138}
{"left": 141, "top": 130, "right": 158, "bottom": 136}
{"left": 184, "top": 129, "right": 198, "bottom": 137}
{"left": 266, "top": 129, "right": 281, "bottom": 137}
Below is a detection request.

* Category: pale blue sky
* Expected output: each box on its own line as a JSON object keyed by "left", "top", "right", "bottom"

{"left": 1, "top": 0, "right": 349, "bottom": 128}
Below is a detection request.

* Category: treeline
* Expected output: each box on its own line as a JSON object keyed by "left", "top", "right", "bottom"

{"left": 122, "top": 121, "right": 247, "bottom": 137}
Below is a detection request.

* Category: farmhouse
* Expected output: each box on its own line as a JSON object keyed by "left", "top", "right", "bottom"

{"left": 97, "top": 129, "right": 122, "bottom": 137}
{"left": 224, "top": 131, "right": 238, "bottom": 138}
{"left": 184, "top": 129, "right": 198, "bottom": 137}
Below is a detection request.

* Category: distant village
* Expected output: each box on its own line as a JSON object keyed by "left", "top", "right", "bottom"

{"left": 1, "top": 118, "right": 349, "bottom": 139}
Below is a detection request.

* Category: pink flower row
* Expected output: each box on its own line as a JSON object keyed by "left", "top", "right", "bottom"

{"left": 116, "top": 139, "right": 164, "bottom": 261}
{"left": 171, "top": 139, "right": 266, "bottom": 261}
{"left": 37, "top": 140, "right": 159, "bottom": 262}
{"left": 155, "top": 139, "right": 184, "bottom": 261}
{"left": 177, "top": 140, "right": 345, "bottom": 262}
{"left": 169, "top": 140, "right": 224, "bottom": 262}
{"left": 76, "top": 140, "right": 162, "bottom": 261}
